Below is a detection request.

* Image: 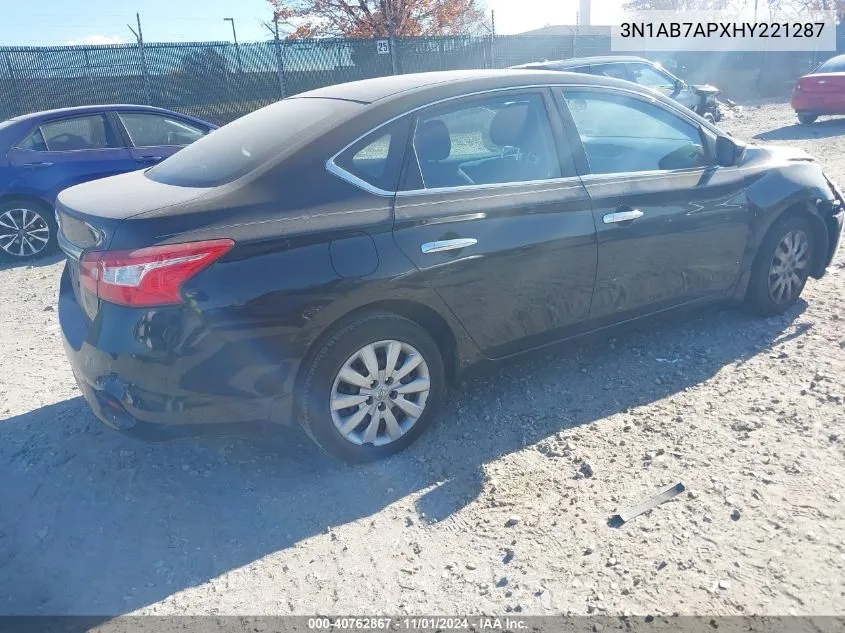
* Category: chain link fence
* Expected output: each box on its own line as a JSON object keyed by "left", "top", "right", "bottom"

{"left": 0, "top": 33, "right": 840, "bottom": 125}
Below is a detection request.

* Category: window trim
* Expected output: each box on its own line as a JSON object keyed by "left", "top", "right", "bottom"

{"left": 14, "top": 113, "right": 121, "bottom": 154}
{"left": 326, "top": 83, "right": 718, "bottom": 197}
{"left": 114, "top": 111, "right": 209, "bottom": 149}
{"left": 555, "top": 86, "right": 715, "bottom": 177}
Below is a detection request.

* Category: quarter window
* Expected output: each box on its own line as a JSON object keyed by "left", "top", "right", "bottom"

{"left": 39, "top": 115, "right": 116, "bottom": 151}
{"left": 333, "top": 117, "right": 410, "bottom": 193}
{"left": 118, "top": 112, "right": 207, "bottom": 147}
{"left": 562, "top": 90, "right": 708, "bottom": 174}
{"left": 408, "top": 93, "right": 561, "bottom": 189}
{"left": 17, "top": 128, "right": 47, "bottom": 152}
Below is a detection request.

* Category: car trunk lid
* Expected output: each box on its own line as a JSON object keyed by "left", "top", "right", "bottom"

{"left": 56, "top": 169, "right": 214, "bottom": 320}
{"left": 797, "top": 72, "right": 845, "bottom": 93}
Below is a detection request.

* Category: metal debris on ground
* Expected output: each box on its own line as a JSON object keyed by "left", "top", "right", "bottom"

{"left": 610, "top": 482, "right": 686, "bottom": 527}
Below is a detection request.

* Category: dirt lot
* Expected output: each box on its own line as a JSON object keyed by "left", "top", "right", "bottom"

{"left": 1, "top": 102, "right": 845, "bottom": 617}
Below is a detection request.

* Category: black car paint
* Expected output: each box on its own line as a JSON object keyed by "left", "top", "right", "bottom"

{"left": 57, "top": 70, "right": 843, "bottom": 438}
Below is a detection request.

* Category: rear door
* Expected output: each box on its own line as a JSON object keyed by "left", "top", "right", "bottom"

{"left": 7, "top": 113, "right": 134, "bottom": 202}
{"left": 390, "top": 89, "right": 598, "bottom": 359}
{"left": 113, "top": 111, "right": 210, "bottom": 168}
{"left": 557, "top": 87, "right": 751, "bottom": 322}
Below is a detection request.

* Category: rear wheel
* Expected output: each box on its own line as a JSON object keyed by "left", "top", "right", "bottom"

{"left": 746, "top": 215, "right": 815, "bottom": 316}
{"left": 797, "top": 113, "right": 818, "bottom": 124}
{"left": 297, "top": 312, "right": 445, "bottom": 463}
{"left": 0, "top": 200, "right": 56, "bottom": 261}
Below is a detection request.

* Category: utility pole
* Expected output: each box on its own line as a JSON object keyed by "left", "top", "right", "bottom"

{"left": 224, "top": 17, "right": 243, "bottom": 72}
{"left": 265, "top": 12, "right": 287, "bottom": 98}
{"left": 127, "top": 12, "right": 151, "bottom": 105}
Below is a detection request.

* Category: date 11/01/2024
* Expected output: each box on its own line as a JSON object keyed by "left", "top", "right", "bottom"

{"left": 308, "top": 617, "right": 528, "bottom": 630}
{"left": 620, "top": 21, "right": 826, "bottom": 38}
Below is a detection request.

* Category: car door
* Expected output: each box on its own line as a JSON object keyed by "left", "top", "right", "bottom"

{"left": 556, "top": 87, "right": 751, "bottom": 322}
{"left": 389, "top": 89, "right": 598, "bottom": 359}
{"left": 112, "top": 111, "right": 210, "bottom": 169}
{"left": 7, "top": 113, "right": 135, "bottom": 203}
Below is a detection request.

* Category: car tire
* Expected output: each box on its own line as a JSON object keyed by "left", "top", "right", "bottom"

{"left": 745, "top": 214, "right": 815, "bottom": 317}
{"left": 0, "top": 199, "right": 57, "bottom": 261}
{"left": 297, "top": 312, "right": 446, "bottom": 463}
{"left": 797, "top": 113, "right": 818, "bottom": 124}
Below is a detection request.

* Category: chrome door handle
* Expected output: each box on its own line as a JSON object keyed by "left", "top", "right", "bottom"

{"left": 603, "top": 209, "right": 643, "bottom": 224}
{"left": 421, "top": 238, "right": 477, "bottom": 254}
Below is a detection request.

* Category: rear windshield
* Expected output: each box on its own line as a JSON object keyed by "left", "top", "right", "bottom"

{"left": 146, "top": 98, "right": 353, "bottom": 187}
{"left": 817, "top": 56, "right": 845, "bottom": 73}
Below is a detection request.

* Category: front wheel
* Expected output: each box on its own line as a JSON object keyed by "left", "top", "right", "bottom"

{"left": 797, "top": 113, "right": 818, "bottom": 125}
{"left": 0, "top": 200, "right": 56, "bottom": 261}
{"left": 297, "top": 313, "right": 445, "bottom": 463}
{"left": 746, "top": 215, "right": 815, "bottom": 316}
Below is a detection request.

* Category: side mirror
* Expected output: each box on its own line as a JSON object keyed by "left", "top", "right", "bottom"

{"left": 675, "top": 79, "right": 685, "bottom": 92}
{"left": 715, "top": 135, "right": 744, "bottom": 167}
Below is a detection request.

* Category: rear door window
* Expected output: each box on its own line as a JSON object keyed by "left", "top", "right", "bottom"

{"left": 406, "top": 92, "right": 562, "bottom": 190}
{"left": 39, "top": 115, "right": 117, "bottom": 151}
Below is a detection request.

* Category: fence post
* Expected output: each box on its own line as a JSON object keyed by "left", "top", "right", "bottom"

{"left": 84, "top": 48, "right": 96, "bottom": 102}
{"left": 139, "top": 42, "right": 151, "bottom": 105}
{"left": 5, "top": 52, "right": 21, "bottom": 116}
{"left": 490, "top": 10, "right": 496, "bottom": 69}
{"left": 389, "top": 37, "right": 398, "bottom": 74}
{"left": 272, "top": 22, "right": 287, "bottom": 98}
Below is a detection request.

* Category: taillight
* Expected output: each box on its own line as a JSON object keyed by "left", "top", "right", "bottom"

{"left": 80, "top": 239, "right": 234, "bottom": 307}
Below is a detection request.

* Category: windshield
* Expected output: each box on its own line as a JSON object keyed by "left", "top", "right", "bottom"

{"left": 146, "top": 98, "right": 354, "bottom": 188}
{"left": 816, "top": 56, "right": 845, "bottom": 73}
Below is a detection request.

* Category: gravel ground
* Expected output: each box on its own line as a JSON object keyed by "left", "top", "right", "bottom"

{"left": 2, "top": 102, "right": 845, "bottom": 617}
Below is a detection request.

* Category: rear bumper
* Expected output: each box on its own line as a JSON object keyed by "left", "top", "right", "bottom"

{"left": 58, "top": 264, "right": 299, "bottom": 440}
{"left": 792, "top": 92, "right": 845, "bottom": 114}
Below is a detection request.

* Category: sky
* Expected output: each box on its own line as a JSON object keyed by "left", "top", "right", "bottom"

{"left": 0, "top": 0, "right": 628, "bottom": 47}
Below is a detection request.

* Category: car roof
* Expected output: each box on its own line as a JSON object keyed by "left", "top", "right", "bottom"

{"left": 5, "top": 104, "right": 213, "bottom": 126}
{"left": 511, "top": 56, "right": 650, "bottom": 69}
{"left": 291, "top": 68, "right": 639, "bottom": 106}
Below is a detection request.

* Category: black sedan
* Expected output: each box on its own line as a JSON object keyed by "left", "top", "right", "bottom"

{"left": 57, "top": 70, "right": 844, "bottom": 462}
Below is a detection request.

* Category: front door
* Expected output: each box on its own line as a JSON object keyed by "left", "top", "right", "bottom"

{"left": 557, "top": 87, "right": 751, "bottom": 322}
{"left": 391, "top": 89, "right": 598, "bottom": 359}
{"left": 112, "top": 110, "right": 209, "bottom": 169}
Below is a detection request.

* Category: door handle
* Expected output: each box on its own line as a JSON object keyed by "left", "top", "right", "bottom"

{"left": 421, "top": 238, "right": 477, "bottom": 254}
{"left": 22, "top": 161, "right": 54, "bottom": 169}
{"left": 136, "top": 155, "right": 163, "bottom": 164}
{"left": 603, "top": 209, "right": 644, "bottom": 224}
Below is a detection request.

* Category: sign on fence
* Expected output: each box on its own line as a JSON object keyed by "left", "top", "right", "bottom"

{"left": 376, "top": 39, "right": 390, "bottom": 54}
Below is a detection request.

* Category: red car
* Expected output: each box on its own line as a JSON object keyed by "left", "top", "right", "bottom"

{"left": 792, "top": 54, "right": 845, "bottom": 124}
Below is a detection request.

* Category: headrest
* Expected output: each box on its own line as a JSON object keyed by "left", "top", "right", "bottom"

{"left": 490, "top": 103, "right": 536, "bottom": 147}
{"left": 415, "top": 119, "right": 451, "bottom": 162}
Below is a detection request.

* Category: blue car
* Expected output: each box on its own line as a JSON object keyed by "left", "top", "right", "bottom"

{"left": 0, "top": 105, "right": 216, "bottom": 260}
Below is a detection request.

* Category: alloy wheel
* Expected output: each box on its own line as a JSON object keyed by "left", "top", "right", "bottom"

{"left": 330, "top": 339, "right": 431, "bottom": 447}
{"left": 768, "top": 229, "right": 810, "bottom": 304}
{"left": 0, "top": 207, "right": 51, "bottom": 258}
